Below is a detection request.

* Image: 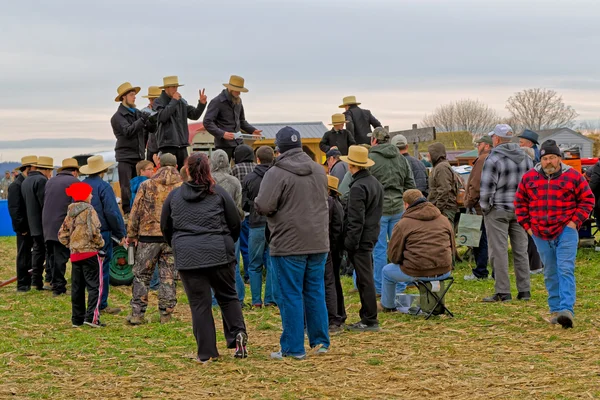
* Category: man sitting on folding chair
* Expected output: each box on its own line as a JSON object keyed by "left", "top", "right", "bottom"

{"left": 379, "top": 189, "right": 454, "bottom": 312}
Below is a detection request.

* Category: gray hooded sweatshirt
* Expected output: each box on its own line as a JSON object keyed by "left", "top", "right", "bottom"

{"left": 210, "top": 149, "right": 244, "bottom": 219}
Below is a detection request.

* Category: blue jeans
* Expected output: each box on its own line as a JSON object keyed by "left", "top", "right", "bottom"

{"left": 532, "top": 227, "right": 578, "bottom": 314}
{"left": 373, "top": 212, "right": 403, "bottom": 294}
{"left": 240, "top": 218, "right": 250, "bottom": 281}
{"left": 248, "top": 227, "right": 276, "bottom": 305}
{"left": 99, "top": 231, "right": 113, "bottom": 310}
{"left": 149, "top": 264, "right": 160, "bottom": 290}
{"left": 271, "top": 253, "right": 329, "bottom": 357}
{"left": 381, "top": 263, "right": 451, "bottom": 309}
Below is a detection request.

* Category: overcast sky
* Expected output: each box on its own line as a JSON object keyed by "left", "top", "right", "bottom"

{"left": 1, "top": 0, "right": 599, "bottom": 161}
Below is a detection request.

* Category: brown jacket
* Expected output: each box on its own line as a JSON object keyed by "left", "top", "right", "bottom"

{"left": 427, "top": 143, "right": 458, "bottom": 212}
{"left": 128, "top": 166, "right": 182, "bottom": 241}
{"left": 464, "top": 150, "right": 490, "bottom": 215}
{"left": 387, "top": 199, "right": 454, "bottom": 277}
{"left": 58, "top": 202, "right": 105, "bottom": 254}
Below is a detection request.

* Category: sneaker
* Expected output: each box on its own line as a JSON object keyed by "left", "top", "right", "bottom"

{"left": 84, "top": 320, "right": 105, "bottom": 328}
{"left": 42, "top": 284, "right": 53, "bottom": 291}
{"left": 530, "top": 268, "right": 544, "bottom": 275}
{"left": 346, "top": 322, "right": 380, "bottom": 332}
{"left": 234, "top": 332, "right": 248, "bottom": 359}
{"left": 482, "top": 293, "right": 512, "bottom": 302}
{"left": 312, "top": 345, "right": 328, "bottom": 355}
{"left": 194, "top": 356, "right": 218, "bottom": 364}
{"left": 549, "top": 312, "right": 559, "bottom": 325}
{"left": 517, "top": 291, "right": 531, "bottom": 301}
{"left": 100, "top": 306, "right": 122, "bottom": 315}
{"left": 557, "top": 310, "right": 574, "bottom": 329}
{"left": 72, "top": 323, "right": 83, "bottom": 328}
{"left": 270, "top": 351, "right": 306, "bottom": 360}
{"left": 329, "top": 324, "right": 344, "bottom": 333}
{"left": 464, "top": 274, "right": 488, "bottom": 281}
{"left": 160, "top": 314, "right": 172, "bottom": 324}
{"left": 127, "top": 315, "right": 144, "bottom": 325}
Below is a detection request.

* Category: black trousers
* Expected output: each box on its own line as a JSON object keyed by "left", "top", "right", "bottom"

{"left": 349, "top": 249, "right": 378, "bottom": 325}
{"left": 159, "top": 147, "right": 188, "bottom": 170}
{"left": 325, "top": 252, "right": 346, "bottom": 326}
{"left": 179, "top": 263, "right": 247, "bottom": 361}
{"left": 16, "top": 233, "right": 33, "bottom": 290}
{"left": 46, "top": 240, "right": 70, "bottom": 294}
{"left": 117, "top": 160, "right": 138, "bottom": 214}
{"left": 31, "top": 235, "right": 48, "bottom": 289}
{"left": 71, "top": 255, "right": 101, "bottom": 325}
{"left": 527, "top": 235, "right": 543, "bottom": 271}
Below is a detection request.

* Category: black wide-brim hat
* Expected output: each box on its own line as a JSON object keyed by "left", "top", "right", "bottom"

{"left": 519, "top": 129, "right": 539, "bottom": 145}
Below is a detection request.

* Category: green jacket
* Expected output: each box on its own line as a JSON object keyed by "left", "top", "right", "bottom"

{"left": 369, "top": 143, "right": 416, "bottom": 215}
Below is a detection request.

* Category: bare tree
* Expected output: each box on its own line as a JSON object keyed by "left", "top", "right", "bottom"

{"left": 577, "top": 119, "right": 600, "bottom": 134}
{"left": 506, "top": 88, "right": 578, "bottom": 131}
{"left": 422, "top": 99, "right": 500, "bottom": 135}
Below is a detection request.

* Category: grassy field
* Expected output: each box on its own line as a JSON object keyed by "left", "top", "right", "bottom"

{"left": 1, "top": 236, "right": 600, "bottom": 399}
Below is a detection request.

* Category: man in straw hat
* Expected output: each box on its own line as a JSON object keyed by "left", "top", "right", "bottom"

{"left": 141, "top": 86, "right": 162, "bottom": 162}
{"left": 341, "top": 145, "right": 383, "bottom": 331}
{"left": 21, "top": 156, "right": 55, "bottom": 290}
{"left": 325, "top": 175, "right": 346, "bottom": 332}
{"left": 154, "top": 76, "right": 207, "bottom": 168}
{"left": 255, "top": 127, "right": 330, "bottom": 359}
{"left": 0, "top": 170, "right": 13, "bottom": 199}
{"left": 42, "top": 158, "right": 80, "bottom": 296}
{"left": 319, "top": 113, "right": 356, "bottom": 156}
{"left": 8, "top": 156, "right": 37, "bottom": 292}
{"left": 339, "top": 96, "right": 382, "bottom": 146}
{"left": 204, "top": 75, "right": 262, "bottom": 161}
{"left": 82, "top": 155, "right": 126, "bottom": 315}
{"left": 111, "top": 82, "right": 156, "bottom": 215}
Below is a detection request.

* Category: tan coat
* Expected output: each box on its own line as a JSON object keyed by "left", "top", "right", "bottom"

{"left": 464, "top": 150, "right": 490, "bottom": 215}
{"left": 58, "top": 202, "right": 105, "bottom": 254}
{"left": 427, "top": 143, "right": 458, "bottom": 213}
{"left": 387, "top": 200, "right": 454, "bottom": 277}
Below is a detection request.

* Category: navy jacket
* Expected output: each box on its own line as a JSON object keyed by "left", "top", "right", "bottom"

{"left": 203, "top": 89, "right": 257, "bottom": 149}
{"left": 21, "top": 171, "right": 48, "bottom": 237}
{"left": 7, "top": 173, "right": 28, "bottom": 233}
{"left": 154, "top": 91, "right": 206, "bottom": 149}
{"left": 83, "top": 175, "right": 126, "bottom": 238}
{"left": 42, "top": 171, "right": 79, "bottom": 242}
{"left": 111, "top": 104, "right": 153, "bottom": 162}
{"left": 242, "top": 163, "right": 270, "bottom": 228}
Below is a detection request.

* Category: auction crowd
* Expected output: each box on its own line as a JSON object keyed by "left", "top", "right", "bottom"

{"left": 6, "top": 75, "right": 595, "bottom": 363}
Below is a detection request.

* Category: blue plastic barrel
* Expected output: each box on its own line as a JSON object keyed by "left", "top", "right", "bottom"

{"left": 0, "top": 200, "right": 15, "bottom": 236}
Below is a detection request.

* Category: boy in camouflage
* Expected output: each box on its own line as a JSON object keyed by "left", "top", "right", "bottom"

{"left": 126, "top": 153, "right": 182, "bottom": 324}
{"left": 58, "top": 182, "right": 106, "bottom": 328}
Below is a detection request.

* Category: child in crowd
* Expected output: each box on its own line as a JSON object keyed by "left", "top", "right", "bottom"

{"left": 130, "top": 160, "right": 154, "bottom": 208}
{"left": 58, "top": 182, "right": 106, "bottom": 328}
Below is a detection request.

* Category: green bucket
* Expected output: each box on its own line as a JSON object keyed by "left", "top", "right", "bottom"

{"left": 109, "top": 245, "right": 134, "bottom": 286}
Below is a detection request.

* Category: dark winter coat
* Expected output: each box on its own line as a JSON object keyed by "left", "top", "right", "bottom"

{"left": 254, "top": 148, "right": 329, "bottom": 256}
{"left": 319, "top": 128, "right": 356, "bottom": 155}
{"left": 328, "top": 195, "right": 344, "bottom": 257}
{"left": 242, "top": 163, "right": 270, "bottom": 228}
{"left": 402, "top": 152, "right": 429, "bottom": 195}
{"left": 344, "top": 169, "right": 384, "bottom": 252}
{"left": 343, "top": 105, "right": 382, "bottom": 145}
{"left": 588, "top": 161, "right": 600, "bottom": 219}
{"left": 82, "top": 175, "right": 126, "bottom": 239}
{"left": 21, "top": 171, "right": 48, "bottom": 237}
{"left": 42, "top": 171, "right": 79, "bottom": 242}
{"left": 111, "top": 104, "right": 151, "bottom": 162}
{"left": 161, "top": 183, "right": 241, "bottom": 270}
{"left": 427, "top": 143, "right": 458, "bottom": 213}
{"left": 369, "top": 143, "right": 416, "bottom": 215}
{"left": 203, "top": 89, "right": 257, "bottom": 149}
{"left": 7, "top": 173, "right": 28, "bottom": 233}
{"left": 154, "top": 91, "right": 206, "bottom": 149}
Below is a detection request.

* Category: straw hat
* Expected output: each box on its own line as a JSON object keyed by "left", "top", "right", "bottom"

{"left": 327, "top": 175, "right": 340, "bottom": 194}
{"left": 15, "top": 155, "right": 37, "bottom": 171}
{"left": 58, "top": 158, "right": 80, "bottom": 172}
{"left": 339, "top": 95, "right": 361, "bottom": 108}
{"left": 223, "top": 75, "right": 249, "bottom": 93}
{"left": 160, "top": 76, "right": 184, "bottom": 89}
{"left": 329, "top": 113, "right": 347, "bottom": 126}
{"left": 115, "top": 82, "right": 141, "bottom": 102}
{"left": 79, "top": 155, "right": 115, "bottom": 175}
{"left": 34, "top": 156, "right": 55, "bottom": 170}
{"left": 340, "top": 145, "right": 375, "bottom": 168}
{"left": 142, "top": 86, "right": 162, "bottom": 99}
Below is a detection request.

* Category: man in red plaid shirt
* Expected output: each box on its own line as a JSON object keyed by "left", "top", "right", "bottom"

{"left": 514, "top": 140, "right": 594, "bottom": 329}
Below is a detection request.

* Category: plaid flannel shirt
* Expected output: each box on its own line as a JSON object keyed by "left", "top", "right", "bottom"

{"left": 232, "top": 162, "right": 256, "bottom": 183}
{"left": 480, "top": 143, "right": 533, "bottom": 214}
{"left": 514, "top": 164, "right": 594, "bottom": 240}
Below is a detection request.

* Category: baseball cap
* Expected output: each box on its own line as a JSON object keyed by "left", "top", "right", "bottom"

{"left": 326, "top": 148, "right": 342, "bottom": 158}
{"left": 391, "top": 134, "right": 408, "bottom": 147}
{"left": 367, "top": 127, "right": 390, "bottom": 141}
{"left": 160, "top": 153, "right": 177, "bottom": 167}
{"left": 490, "top": 124, "right": 513, "bottom": 138}
{"left": 475, "top": 135, "right": 493, "bottom": 145}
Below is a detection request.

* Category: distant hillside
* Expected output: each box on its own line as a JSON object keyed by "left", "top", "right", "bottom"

{"left": 408, "top": 131, "right": 474, "bottom": 153}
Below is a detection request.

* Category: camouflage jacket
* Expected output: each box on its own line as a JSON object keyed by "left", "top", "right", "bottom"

{"left": 58, "top": 202, "right": 105, "bottom": 254}
{"left": 128, "top": 166, "right": 182, "bottom": 240}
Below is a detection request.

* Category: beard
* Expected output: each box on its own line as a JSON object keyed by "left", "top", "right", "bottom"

{"left": 543, "top": 165, "right": 558, "bottom": 175}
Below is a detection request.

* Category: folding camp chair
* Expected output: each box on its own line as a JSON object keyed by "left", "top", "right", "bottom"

{"left": 414, "top": 277, "right": 454, "bottom": 320}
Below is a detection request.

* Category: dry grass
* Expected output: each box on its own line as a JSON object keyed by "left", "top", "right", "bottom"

{"left": 1, "top": 236, "right": 600, "bottom": 399}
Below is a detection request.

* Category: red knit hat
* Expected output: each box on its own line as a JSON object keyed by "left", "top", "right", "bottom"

{"left": 66, "top": 182, "right": 93, "bottom": 202}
